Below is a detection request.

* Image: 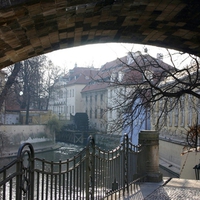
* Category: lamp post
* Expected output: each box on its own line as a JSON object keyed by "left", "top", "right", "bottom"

{"left": 193, "top": 163, "right": 200, "bottom": 180}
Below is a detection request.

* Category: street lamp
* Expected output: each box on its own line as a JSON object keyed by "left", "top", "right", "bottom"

{"left": 193, "top": 163, "right": 200, "bottom": 180}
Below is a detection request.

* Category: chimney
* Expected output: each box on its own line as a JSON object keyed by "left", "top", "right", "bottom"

{"left": 157, "top": 53, "right": 163, "bottom": 61}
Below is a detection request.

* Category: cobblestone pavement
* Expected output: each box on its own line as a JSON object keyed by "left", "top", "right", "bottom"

{"left": 122, "top": 186, "right": 200, "bottom": 200}
{"left": 145, "top": 186, "right": 200, "bottom": 200}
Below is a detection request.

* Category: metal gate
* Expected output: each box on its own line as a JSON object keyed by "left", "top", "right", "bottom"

{"left": 0, "top": 134, "right": 142, "bottom": 199}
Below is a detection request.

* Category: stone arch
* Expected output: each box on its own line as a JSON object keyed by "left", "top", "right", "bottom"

{"left": 0, "top": 0, "right": 200, "bottom": 68}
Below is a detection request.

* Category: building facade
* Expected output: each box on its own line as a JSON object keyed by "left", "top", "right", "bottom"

{"left": 0, "top": 70, "right": 6, "bottom": 124}
{"left": 151, "top": 67, "right": 200, "bottom": 179}
{"left": 82, "top": 52, "right": 167, "bottom": 136}
{"left": 49, "top": 76, "right": 68, "bottom": 119}
{"left": 49, "top": 66, "right": 98, "bottom": 120}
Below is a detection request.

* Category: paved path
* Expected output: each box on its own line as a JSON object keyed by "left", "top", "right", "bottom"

{"left": 125, "top": 178, "right": 200, "bottom": 200}
{"left": 145, "top": 186, "right": 199, "bottom": 200}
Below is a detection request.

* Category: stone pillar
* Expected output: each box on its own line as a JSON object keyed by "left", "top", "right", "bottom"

{"left": 138, "top": 130, "right": 162, "bottom": 182}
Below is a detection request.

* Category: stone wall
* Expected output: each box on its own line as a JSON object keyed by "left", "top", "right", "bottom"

{"left": 94, "top": 133, "right": 121, "bottom": 149}
{"left": 159, "top": 138, "right": 184, "bottom": 173}
{"left": 180, "top": 150, "right": 200, "bottom": 180}
{"left": 138, "top": 130, "right": 162, "bottom": 182}
{"left": 0, "top": 125, "right": 52, "bottom": 148}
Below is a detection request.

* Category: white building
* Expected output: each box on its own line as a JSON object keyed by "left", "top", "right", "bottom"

{"left": 82, "top": 52, "right": 169, "bottom": 138}
{"left": 49, "top": 76, "right": 68, "bottom": 119}
{"left": 49, "top": 67, "right": 98, "bottom": 120}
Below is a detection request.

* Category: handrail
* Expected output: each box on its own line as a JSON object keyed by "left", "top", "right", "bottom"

{"left": 0, "top": 134, "right": 143, "bottom": 199}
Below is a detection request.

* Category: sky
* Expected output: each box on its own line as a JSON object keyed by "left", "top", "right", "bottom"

{"left": 46, "top": 43, "right": 175, "bottom": 72}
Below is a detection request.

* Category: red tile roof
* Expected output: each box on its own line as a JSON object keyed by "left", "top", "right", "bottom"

{"left": 64, "top": 67, "right": 99, "bottom": 85}
{"left": 81, "top": 53, "right": 173, "bottom": 93}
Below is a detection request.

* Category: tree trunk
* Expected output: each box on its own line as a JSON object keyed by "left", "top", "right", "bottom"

{"left": 0, "top": 62, "right": 21, "bottom": 111}
{"left": 25, "top": 88, "right": 30, "bottom": 125}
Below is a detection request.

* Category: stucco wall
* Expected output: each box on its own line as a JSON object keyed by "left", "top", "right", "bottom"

{"left": 180, "top": 151, "right": 200, "bottom": 180}
{"left": 95, "top": 133, "right": 121, "bottom": 149}
{"left": 0, "top": 125, "right": 52, "bottom": 147}
{"left": 159, "top": 138, "right": 184, "bottom": 171}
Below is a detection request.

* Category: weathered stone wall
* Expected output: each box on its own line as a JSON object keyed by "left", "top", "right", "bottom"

{"left": 180, "top": 151, "right": 200, "bottom": 180}
{"left": 94, "top": 134, "right": 121, "bottom": 149}
{"left": 0, "top": 125, "right": 52, "bottom": 147}
{"left": 138, "top": 130, "right": 162, "bottom": 182}
{"left": 159, "top": 138, "right": 183, "bottom": 171}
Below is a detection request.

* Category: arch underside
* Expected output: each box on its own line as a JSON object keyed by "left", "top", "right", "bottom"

{"left": 0, "top": 0, "right": 200, "bottom": 68}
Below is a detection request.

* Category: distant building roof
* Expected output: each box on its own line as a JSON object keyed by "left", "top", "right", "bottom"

{"left": 61, "top": 67, "right": 98, "bottom": 86}
{"left": 82, "top": 53, "right": 173, "bottom": 93}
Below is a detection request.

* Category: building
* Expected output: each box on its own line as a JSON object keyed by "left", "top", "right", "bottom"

{"left": 82, "top": 52, "right": 170, "bottom": 137}
{"left": 49, "top": 66, "right": 98, "bottom": 120}
{"left": 48, "top": 76, "right": 68, "bottom": 119}
{"left": 20, "top": 110, "right": 52, "bottom": 125}
{"left": 0, "top": 70, "right": 6, "bottom": 124}
{"left": 81, "top": 58, "right": 124, "bottom": 132}
{"left": 152, "top": 69, "right": 200, "bottom": 179}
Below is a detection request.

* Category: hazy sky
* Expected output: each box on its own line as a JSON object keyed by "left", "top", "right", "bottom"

{"left": 46, "top": 43, "right": 177, "bottom": 71}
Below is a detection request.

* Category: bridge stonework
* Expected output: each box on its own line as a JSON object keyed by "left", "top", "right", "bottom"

{"left": 0, "top": 0, "right": 200, "bottom": 68}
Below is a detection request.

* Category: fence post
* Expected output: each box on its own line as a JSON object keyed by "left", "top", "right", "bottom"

{"left": 86, "top": 135, "right": 95, "bottom": 200}
{"left": 138, "top": 130, "right": 162, "bottom": 182}
{"left": 16, "top": 143, "right": 35, "bottom": 200}
{"left": 123, "top": 134, "right": 129, "bottom": 196}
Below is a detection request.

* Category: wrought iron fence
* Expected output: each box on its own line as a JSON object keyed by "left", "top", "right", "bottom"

{"left": 0, "top": 134, "right": 142, "bottom": 199}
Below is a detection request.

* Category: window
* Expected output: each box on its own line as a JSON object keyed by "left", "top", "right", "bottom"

{"left": 101, "top": 94, "right": 103, "bottom": 104}
{"left": 95, "top": 95, "right": 97, "bottom": 102}
{"left": 169, "top": 99, "right": 172, "bottom": 127}
{"left": 198, "top": 99, "right": 200, "bottom": 125}
{"left": 90, "top": 109, "right": 92, "bottom": 118}
{"left": 59, "top": 90, "right": 63, "bottom": 98}
{"left": 86, "top": 96, "right": 88, "bottom": 103}
{"left": 174, "top": 105, "right": 179, "bottom": 126}
{"left": 95, "top": 109, "right": 97, "bottom": 118}
{"left": 72, "top": 106, "right": 74, "bottom": 114}
{"left": 90, "top": 96, "right": 92, "bottom": 103}
{"left": 118, "top": 72, "right": 123, "bottom": 82}
{"left": 180, "top": 96, "right": 185, "bottom": 126}
{"left": 100, "top": 109, "right": 103, "bottom": 118}
{"left": 109, "top": 109, "right": 112, "bottom": 118}
{"left": 144, "top": 70, "right": 153, "bottom": 81}
{"left": 188, "top": 95, "right": 192, "bottom": 126}
{"left": 72, "top": 89, "right": 74, "bottom": 97}
{"left": 29, "top": 117, "right": 32, "bottom": 123}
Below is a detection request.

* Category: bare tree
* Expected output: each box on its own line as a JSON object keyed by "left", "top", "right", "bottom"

{"left": 8, "top": 55, "right": 61, "bottom": 124}
{"left": 93, "top": 50, "right": 200, "bottom": 136}
{"left": 40, "top": 60, "right": 63, "bottom": 111}
{"left": 0, "top": 62, "right": 21, "bottom": 111}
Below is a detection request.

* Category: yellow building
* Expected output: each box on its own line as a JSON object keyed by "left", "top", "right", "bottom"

{"left": 20, "top": 110, "right": 52, "bottom": 125}
{"left": 152, "top": 80, "right": 200, "bottom": 179}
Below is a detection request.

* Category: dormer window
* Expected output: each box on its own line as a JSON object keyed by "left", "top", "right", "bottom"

{"left": 144, "top": 70, "right": 153, "bottom": 81}
{"left": 118, "top": 71, "right": 123, "bottom": 82}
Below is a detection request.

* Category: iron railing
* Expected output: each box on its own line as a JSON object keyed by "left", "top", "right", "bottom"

{"left": 0, "top": 134, "right": 142, "bottom": 199}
